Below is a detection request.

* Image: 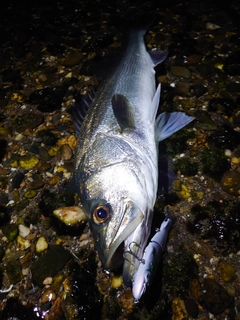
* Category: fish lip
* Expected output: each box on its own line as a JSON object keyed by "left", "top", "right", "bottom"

{"left": 104, "top": 212, "right": 144, "bottom": 270}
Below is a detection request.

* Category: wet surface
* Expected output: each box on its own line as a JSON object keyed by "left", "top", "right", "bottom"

{"left": 0, "top": 0, "right": 240, "bottom": 319}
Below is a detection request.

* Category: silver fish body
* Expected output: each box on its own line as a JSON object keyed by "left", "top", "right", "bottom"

{"left": 74, "top": 28, "right": 194, "bottom": 285}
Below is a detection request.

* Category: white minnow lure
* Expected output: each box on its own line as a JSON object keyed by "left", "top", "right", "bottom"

{"left": 132, "top": 215, "right": 174, "bottom": 301}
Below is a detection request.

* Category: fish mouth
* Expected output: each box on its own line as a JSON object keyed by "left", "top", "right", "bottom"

{"left": 104, "top": 213, "right": 143, "bottom": 271}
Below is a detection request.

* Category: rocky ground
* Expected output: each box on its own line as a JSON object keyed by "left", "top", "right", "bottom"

{"left": 0, "top": 0, "right": 240, "bottom": 319}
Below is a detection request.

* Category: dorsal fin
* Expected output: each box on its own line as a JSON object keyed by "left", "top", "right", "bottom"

{"left": 71, "top": 89, "right": 95, "bottom": 134}
{"left": 111, "top": 94, "right": 136, "bottom": 131}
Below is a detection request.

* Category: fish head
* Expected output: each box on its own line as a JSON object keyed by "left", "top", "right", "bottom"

{"left": 78, "top": 159, "right": 154, "bottom": 285}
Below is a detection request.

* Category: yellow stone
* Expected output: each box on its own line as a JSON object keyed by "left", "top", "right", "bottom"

{"left": 57, "top": 135, "right": 77, "bottom": 150}
{"left": 10, "top": 160, "right": 18, "bottom": 168}
{"left": 48, "top": 146, "right": 60, "bottom": 157}
{"left": 172, "top": 297, "right": 188, "bottom": 320}
{"left": 231, "top": 157, "right": 240, "bottom": 165}
{"left": 111, "top": 275, "right": 123, "bottom": 289}
{"left": 217, "top": 260, "right": 236, "bottom": 282}
{"left": 54, "top": 166, "right": 67, "bottom": 173}
{"left": 17, "top": 235, "right": 31, "bottom": 250}
{"left": 19, "top": 155, "right": 39, "bottom": 169}
{"left": 49, "top": 175, "right": 61, "bottom": 185}
{"left": 36, "top": 236, "right": 48, "bottom": 253}
{"left": 53, "top": 206, "right": 86, "bottom": 226}
{"left": 24, "top": 190, "right": 37, "bottom": 199}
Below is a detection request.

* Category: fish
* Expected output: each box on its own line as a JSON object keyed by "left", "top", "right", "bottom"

{"left": 72, "top": 26, "right": 194, "bottom": 285}
{"left": 132, "top": 212, "right": 175, "bottom": 301}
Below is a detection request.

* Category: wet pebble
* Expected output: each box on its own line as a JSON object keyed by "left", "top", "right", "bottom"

{"left": 189, "top": 278, "right": 201, "bottom": 300}
{"left": 6, "top": 260, "right": 23, "bottom": 284}
{"left": 13, "top": 113, "right": 44, "bottom": 132}
{"left": 57, "top": 135, "right": 77, "bottom": 150}
{"left": 19, "top": 155, "right": 39, "bottom": 170}
{"left": 43, "top": 277, "right": 53, "bottom": 285}
{"left": 194, "top": 111, "right": 216, "bottom": 130}
{"left": 24, "top": 190, "right": 37, "bottom": 199}
{"left": 170, "top": 66, "right": 191, "bottom": 78}
{"left": 18, "top": 224, "right": 30, "bottom": 238}
{"left": 28, "top": 86, "right": 68, "bottom": 113}
{"left": 61, "top": 52, "right": 82, "bottom": 67}
{"left": 2, "top": 223, "right": 19, "bottom": 242}
{"left": 0, "top": 167, "right": 10, "bottom": 175}
{"left": 36, "top": 236, "right": 49, "bottom": 253}
{"left": 172, "top": 180, "right": 191, "bottom": 199}
{"left": 220, "top": 170, "right": 240, "bottom": 195}
{"left": 12, "top": 172, "right": 25, "bottom": 189}
{"left": 31, "top": 245, "right": 71, "bottom": 287}
{"left": 27, "top": 174, "right": 45, "bottom": 190}
{"left": 184, "top": 297, "right": 199, "bottom": 318}
{"left": 199, "top": 277, "right": 233, "bottom": 314}
{"left": 17, "top": 235, "right": 31, "bottom": 250}
{"left": 191, "top": 240, "right": 214, "bottom": 258}
{"left": 53, "top": 206, "right": 87, "bottom": 226}
{"left": 175, "top": 81, "right": 190, "bottom": 96}
{"left": 60, "top": 144, "right": 73, "bottom": 161}
{"left": 48, "top": 146, "right": 60, "bottom": 157}
{"left": 172, "top": 297, "right": 188, "bottom": 320}
{"left": 49, "top": 175, "right": 61, "bottom": 185}
{"left": 111, "top": 275, "right": 123, "bottom": 289}
{"left": 217, "top": 260, "right": 236, "bottom": 282}
{"left": 41, "top": 288, "right": 56, "bottom": 303}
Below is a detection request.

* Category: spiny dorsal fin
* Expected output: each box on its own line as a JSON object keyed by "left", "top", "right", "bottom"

{"left": 112, "top": 94, "right": 136, "bottom": 131}
{"left": 71, "top": 89, "right": 95, "bottom": 134}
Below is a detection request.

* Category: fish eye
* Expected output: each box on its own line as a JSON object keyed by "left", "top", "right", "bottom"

{"left": 92, "top": 205, "right": 110, "bottom": 224}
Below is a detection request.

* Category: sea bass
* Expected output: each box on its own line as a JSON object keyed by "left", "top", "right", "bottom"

{"left": 73, "top": 27, "right": 194, "bottom": 285}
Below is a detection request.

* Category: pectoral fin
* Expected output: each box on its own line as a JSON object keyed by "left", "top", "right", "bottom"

{"left": 112, "top": 94, "right": 136, "bottom": 131}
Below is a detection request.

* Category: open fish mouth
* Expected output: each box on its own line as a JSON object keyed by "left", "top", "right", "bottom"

{"left": 102, "top": 218, "right": 146, "bottom": 286}
{"left": 104, "top": 213, "right": 143, "bottom": 270}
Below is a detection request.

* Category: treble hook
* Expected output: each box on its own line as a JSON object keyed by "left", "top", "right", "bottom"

{"left": 123, "top": 241, "right": 145, "bottom": 264}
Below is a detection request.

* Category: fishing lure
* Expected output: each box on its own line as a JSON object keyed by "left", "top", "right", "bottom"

{"left": 132, "top": 214, "right": 174, "bottom": 301}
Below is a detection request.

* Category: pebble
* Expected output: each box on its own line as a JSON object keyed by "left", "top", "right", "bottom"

{"left": 19, "top": 155, "right": 39, "bottom": 169}
{"left": 49, "top": 175, "right": 61, "bottom": 185}
{"left": 41, "top": 288, "right": 56, "bottom": 303}
{"left": 18, "top": 224, "right": 30, "bottom": 238}
{"left": 170, "top": 66, "right": 192, "bottom": 79}
{"left": 57, "top": 135, "right": 77, "bottom": 150}
{"left": 206, "top": 22, "right": 221, "bottom": 30}
{"left": 217, "top": 260, "right": 236, "bottom": 282}
{"left": 61, "top": 52, "right": 82, "bottom": 67}
{"left": 60, "top": 144, "right": 73, "bottom": 161}
{"left": 111, "top": 275, "right": 123, "bottom": 289}
{"left": 231, "top": 157, "right": 239, "bottom": 164}
{"left": 48, "top": 146, "right": 60, "bottom": 157}
{"left": 53, "top": 206, "right": 87, "bottom": 226}
{"left": 17, "top": 235, "right": 31, "bottom": 250}
{"left": 0, "top": 167, "right": 10, "bottom": 175}
{"left": 43, "top": 277, "right": 53, "bottom": 285}
{"left": 172, "top": 180, "right": 191, "bottom": 199}
{"left": 24, "top": 190, "right": 37, "bottom": 199}
{"left": 220, "top": 170, "right": 240, "bottom": 195}
{"left": 192, "top": 240, "right": 214, "bottom": 258}
{"left": 172, "top": 297, "right": 188, "bottom": 320}
{"left": 36, "top": 236, "right": 48, "bottom": 253}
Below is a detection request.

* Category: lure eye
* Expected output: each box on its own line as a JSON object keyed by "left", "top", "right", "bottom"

{"left": 92, "top": 205, "right": 110, "bottom": 224}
